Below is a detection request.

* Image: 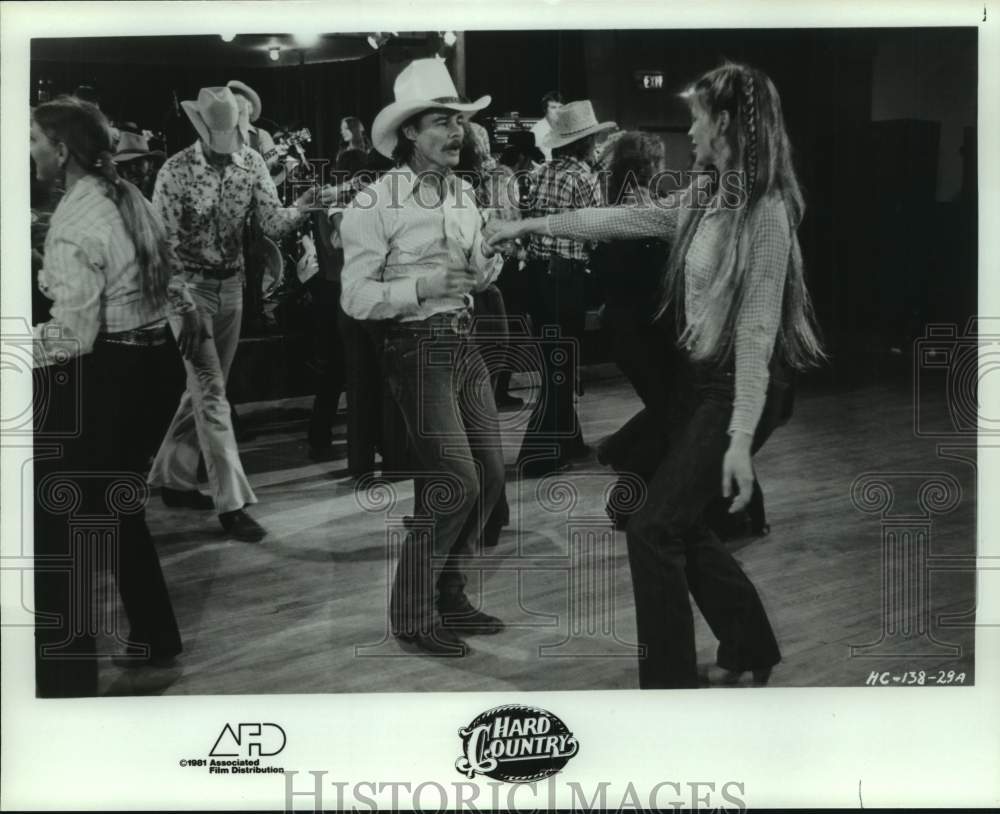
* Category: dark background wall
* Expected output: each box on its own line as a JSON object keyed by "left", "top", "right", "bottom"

{"left": 31, "top": 28, "right": 978, "bottom": 389}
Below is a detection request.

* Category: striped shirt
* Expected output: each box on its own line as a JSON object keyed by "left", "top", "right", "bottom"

{"left": 33, "top": 174, "right": 195, "bottom": 368}
{"left": 547, "top": 190, "right": 792, "bottom": 437}
{"left": 153, "top": 141, "right": 304, "bottom": 273}
{"left": 526, "top": 155, "right": 601, "bottom": 263}
{"left": 339, "top": 166, "right": 502, "bottom": 322}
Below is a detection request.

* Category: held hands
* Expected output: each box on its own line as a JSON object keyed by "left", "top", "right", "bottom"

{"left": 175, "top": 308, "right": 209, "bottom": 361}
{"left": 417, "top": 267, "right": 477, "bottom": 302}
{"left": 295, "top": 184, "right": 338, "bottom": 212}
{"left": 721, "top": 432, "right": 754, "bottom": 514}
{"left": 484, "top": 219, "right": 523, "bottom": 253}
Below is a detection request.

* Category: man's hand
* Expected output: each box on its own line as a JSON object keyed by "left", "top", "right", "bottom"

{"left": 175, "top": 309, "right": 208, "bottom": 360}
{"left": 417, "top": 268, "right": 477, "bottom": 302}
{"left": 295, "top": 184, "right": 337, "bottom": 212}
{"left": 721, "top": 431, "right": 754, "bottom": 514}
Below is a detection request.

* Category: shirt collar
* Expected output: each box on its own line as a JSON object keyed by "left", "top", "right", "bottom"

{"left": 194, "top": 140, "right": 252, "bottom": 172}
{"left": 393, "top": 164, "right": 470, "bottom": 203}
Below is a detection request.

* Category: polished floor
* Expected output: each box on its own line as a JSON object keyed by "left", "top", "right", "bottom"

{"left": 96, "top": 365, "right": 977, "bottom": 695}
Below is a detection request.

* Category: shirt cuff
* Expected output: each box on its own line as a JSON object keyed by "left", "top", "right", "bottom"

{"left": 390, "top": 276, "right": 421, "bottom": 313}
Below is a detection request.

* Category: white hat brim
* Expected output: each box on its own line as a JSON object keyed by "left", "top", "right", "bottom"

{"left": 372, "top": 95, "right": 491, "bottom": 158}
{"left": 542, "top": 120, "right": 617, "bottom": 151}
{"left": 182, "top": 100, "right": 243, "bottom": 154}
{"left": 227, "top": 80, "right": 262, "bottom": 122}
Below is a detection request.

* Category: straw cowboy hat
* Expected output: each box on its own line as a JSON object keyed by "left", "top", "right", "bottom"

{"left": 227, "top": 80, "right": 262, "bottom": 122}
{"left": 181, "top": 87, "right": 243, "bottom": 154}
{"left": 112, "top": 127, "right": 165, "bottom": 164}
{"left": 372, "top": 58, "right": 491, "bottom": 158}
{"left": 541, "top": 100, "right": 616, "bottom": 151}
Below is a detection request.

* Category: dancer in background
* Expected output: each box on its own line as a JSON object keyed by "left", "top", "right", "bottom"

{"left": 488, "top": 62, "right": 824, "bottom": 688}
{"left": 148, "top": 86, "right": 333, "bottom": 542}
{"left": 518, "top": 99, "right": 615, "bottom": 477}
{"left": 31, "top": 97, "right": 199, "bottom": 693}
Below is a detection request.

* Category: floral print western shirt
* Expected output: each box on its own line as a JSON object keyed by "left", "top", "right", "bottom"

{"left": 152, "top": 141, "right": 305, "bottom": 273}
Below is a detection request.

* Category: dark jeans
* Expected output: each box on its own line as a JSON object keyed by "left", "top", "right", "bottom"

{"left": 518, "top": 257, "right": 587, "bottom": 470}
{"left": 307, "top": 278, "right": 347, "bottom": 451}
{"left": 34, "top": 334, "right": 183, "bottom": 697}
{"left": 625, "top": 356, "right": 784, "bottom": 689}
{"left": 342, "top": 312, "right": 384, "bottom": 475}
{"left": 378, "top": 315, "right": 505, "bottom": 635}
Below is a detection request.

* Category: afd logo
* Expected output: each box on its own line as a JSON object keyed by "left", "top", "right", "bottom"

{"left": 210, "top": 723, "right": 287, "bottom": 757}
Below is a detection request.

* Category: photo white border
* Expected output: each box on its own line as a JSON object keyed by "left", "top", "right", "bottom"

{"left": 2, "top": 1, "right": 998, "bottom": 809}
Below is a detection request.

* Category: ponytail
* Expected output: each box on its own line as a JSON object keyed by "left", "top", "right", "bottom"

{"left": 34, "top": 98, "right": 172, "bottom": 319}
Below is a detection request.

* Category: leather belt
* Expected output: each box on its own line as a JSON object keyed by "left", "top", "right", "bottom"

{"left": 97, "top": 324, "right": 171, "bottom": 347}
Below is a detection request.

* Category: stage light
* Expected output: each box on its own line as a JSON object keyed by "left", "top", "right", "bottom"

{"left": 220, "top": 33, "right": 236, "bottom": 43}
{"left": 292, "top": 31, "right": 320, "bottom": 48}
{"left": 269, "top": 47, "right": 281, "bottom": 62}
{"left": 443, "top": 31, "right": 457, "bottom": 47}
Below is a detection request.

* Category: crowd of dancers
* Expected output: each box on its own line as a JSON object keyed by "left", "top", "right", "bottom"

{"left": 30, "top": 55, "right": 823, "bottom": 696}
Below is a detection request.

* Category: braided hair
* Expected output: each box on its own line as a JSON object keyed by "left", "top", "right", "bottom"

{"left": 657, "top": 62, "right": 824, "bottom": 370}
{"left": 32, "top": 97, "right": 172, "bottom": 318}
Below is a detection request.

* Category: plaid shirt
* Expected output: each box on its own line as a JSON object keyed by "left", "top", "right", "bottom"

{"left": 548, "top": 190, "right": 792, "bottom": 437}
{"left": 526, "top": 156, "right": 600, "bottom": 262}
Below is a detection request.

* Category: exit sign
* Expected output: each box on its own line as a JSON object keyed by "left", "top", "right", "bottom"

{"left": 634, "top": 70, "right": 664, "bottom": 90}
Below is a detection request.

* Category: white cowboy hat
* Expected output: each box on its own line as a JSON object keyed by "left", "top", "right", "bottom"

{"left": 371, "top": 58, "right": 490, "bottom": 158}
{"left": 227, "top": 80, "right": 262, "bottom": 122}
{"left": 181, "top": 87, "right": 243, "bottom": 154}
{"left": 541, "top": 100, "right": 617, "bottom": 151}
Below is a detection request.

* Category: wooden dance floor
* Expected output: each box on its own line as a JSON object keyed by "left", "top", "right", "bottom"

{"left": 97, "top": 365, "right": 977, "bottom": 695}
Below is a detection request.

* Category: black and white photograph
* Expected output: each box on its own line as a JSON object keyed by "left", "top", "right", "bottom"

{"left": 2, "top": 1, "right": 998, "bottom": 811}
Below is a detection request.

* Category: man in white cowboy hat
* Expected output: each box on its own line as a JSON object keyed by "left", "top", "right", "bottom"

{"left": 148, "top": 86, "right": 334, "bottom": 543}
{"left": 505, "top": 99, "right": 615, "bottom": 478}
{"left": 340, "top": 58, "right": 507, "bottom": 656}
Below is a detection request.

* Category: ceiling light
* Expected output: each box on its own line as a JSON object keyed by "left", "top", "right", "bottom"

{"left": 269, "top": 47, "right": 281, "bottom": 62}
{"left": 367, "top": 32, "right": 391, "bottom": 50}
{"left": 292, "top": 31, "right": 320, "bottom": 48}
{"left": 443, "top": 31, "right": 457, "bottom": 47}
{"left": 220, "top": 33, "right": 236, "bottom": 42}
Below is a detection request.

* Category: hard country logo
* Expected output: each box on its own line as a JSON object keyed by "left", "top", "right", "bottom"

{"left": 456, "top": 705, "right": 579, "bottom": 783}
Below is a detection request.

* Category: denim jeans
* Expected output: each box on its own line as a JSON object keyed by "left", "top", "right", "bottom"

{"left": 378, "top": 314, "right": 505, "bottom": 635}
{"left": 625, "top": 356, "right": 783, "bottom": 688}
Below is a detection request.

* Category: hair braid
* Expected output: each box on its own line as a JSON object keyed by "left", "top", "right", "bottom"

{"left": 740, "top": 68, "right": 759, "bottom": 207}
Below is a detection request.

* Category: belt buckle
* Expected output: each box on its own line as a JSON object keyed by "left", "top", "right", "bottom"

{"left": 451, "top": 310, "right": 472, "bottom": 336}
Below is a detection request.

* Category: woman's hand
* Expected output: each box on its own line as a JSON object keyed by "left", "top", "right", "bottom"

{"left": 176, "top": 309, "right": 208, "bottom": 360}
{"left": 484, "top": 219, "right": 524, "bottom": 251}
{"left": 721, "top": 431, "right": 754, "bottom": 514}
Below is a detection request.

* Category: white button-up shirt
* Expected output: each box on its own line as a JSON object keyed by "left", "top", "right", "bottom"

{"left": 339, "top": 166, "right": 502, "bottom": 322}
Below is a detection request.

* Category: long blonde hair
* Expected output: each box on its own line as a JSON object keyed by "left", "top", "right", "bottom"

{"left": 659, "top": 62, "right": 825, "bottom": 370}
{"left": 33, "top": 97, "right": 172, "bottom": 318}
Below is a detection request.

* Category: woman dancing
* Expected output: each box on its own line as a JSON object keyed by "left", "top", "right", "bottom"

{"left": 32, "top": 96, "right": 201, "bottom": 693}
{"left": 487, "top": 63, "right": 825, "bottom": 688}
